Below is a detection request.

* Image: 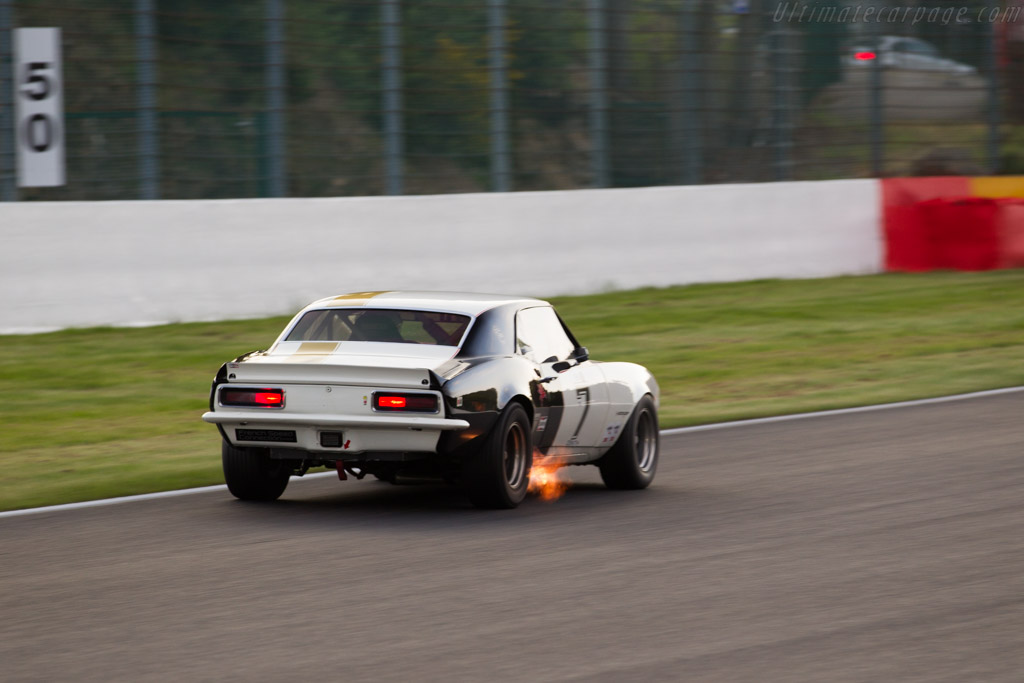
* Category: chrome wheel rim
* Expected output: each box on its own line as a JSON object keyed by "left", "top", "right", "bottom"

{"left": 635, "top": 409, "right": 656, "bottom": 473}
{"left": 503, "top": 422, "right": 527, "bottom": 489}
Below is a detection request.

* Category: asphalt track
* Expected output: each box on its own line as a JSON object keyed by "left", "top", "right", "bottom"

{"left": 2, "top": 392, "right": 1021, "bottom": 681}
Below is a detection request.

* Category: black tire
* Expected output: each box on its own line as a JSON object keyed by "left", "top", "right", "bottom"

{"left": 222, "top": 441, "right": 291, "bottom": 501}
{"left": 598, "top": 395, "right": 658, "bottom": 490}
{"left": 464, "top": 403, "right": 533, "bottom": 509}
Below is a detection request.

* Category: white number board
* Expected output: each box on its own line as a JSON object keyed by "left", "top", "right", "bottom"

{"left": 13, "top": 28, "right": 65, "bottom": 187}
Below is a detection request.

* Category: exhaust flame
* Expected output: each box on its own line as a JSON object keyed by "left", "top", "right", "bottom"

{"left": 528, "top": 457, "right": 570, "bottom": 502}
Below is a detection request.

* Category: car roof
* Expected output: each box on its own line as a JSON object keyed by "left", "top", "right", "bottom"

{"left": 302, "top": 291, "right": 547, "bottom": 317}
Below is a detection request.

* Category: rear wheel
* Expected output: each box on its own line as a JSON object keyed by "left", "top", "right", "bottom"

{"left": 598, "top": 395, "right": 658, "bottom": 490}
{"left": 464, "top": 403, "right": 532, "bottom": 509}
{"left": 222, "top": 442, "right": 291, "bottom": 501}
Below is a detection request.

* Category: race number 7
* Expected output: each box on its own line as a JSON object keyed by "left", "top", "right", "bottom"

{"left": 571, "top": 387, "right": 591, "bottom": 440}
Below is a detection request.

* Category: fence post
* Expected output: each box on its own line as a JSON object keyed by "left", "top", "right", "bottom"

{"left": 986, "top": 0, "right": 1001, "bottom": 174}
{"left": 0, "top": 0, "right": 15, "bottom": 201}
{"left": 264, "top": 0, "right": 286, "bottom": 197}
{"left": 868, "top": 20, "right": 883, "bottom": 177}
{"left": 135, "top": 0, "right": 159, "bottom": 199}
{"left": 728, "top": 0, "right": 755, "bottom": 149}
{"left": 678, "top": 0, "right": 702, "bottom": 185}
{"left": 381, "top": 0, "right": 403, "bottom": 196}
{"left": 587, "top": 0, "right": 609, "bottom": 188}
{"left": 488, "top": 0, "right": 510, "bottom": 192}
{"left": 771, "top": 27, "right": 795, "bottom": 181}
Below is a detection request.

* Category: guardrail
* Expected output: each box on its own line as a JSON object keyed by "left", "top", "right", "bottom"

{"left": 0, "top": 179, "right": 882, "bottom": 333}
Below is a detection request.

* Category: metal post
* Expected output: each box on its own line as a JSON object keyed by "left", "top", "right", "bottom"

{"left": 771, "top": 28, "right": 795, "bottom": 181}
{"left": 678, "top": 0, "right": 702, "bottom": 185}
{"left": 0, "top": 0, "right": 15, "bottom": 201}
{"left": 986, "top": 0, "right": 1001, "bottom": 174}
{"left": 264, "top": 0, "right": 286, "bottom": 197}
{"left": 868, "top": 21, "right": 883, "bottom": 177}
{"left": 728, "top": 0, "right": 755, "bottom": 148}
{"left": 381, "top": 0, "right": 403, "bottom": 196}
{"left": 488, "top": 0, "right": 510, "bottom": 192}
{"left": 135, "top": 0, "right": 159, "bottom": 199}
{"left": 587, "top": 0, "right": 609, "bottom": 188}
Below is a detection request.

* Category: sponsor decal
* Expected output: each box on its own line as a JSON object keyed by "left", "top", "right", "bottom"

{"left": 602, "top": 424, "right": 622, "bottom": 443}
{"left": 535, "top": 414, "right": 548, "bottom": 432}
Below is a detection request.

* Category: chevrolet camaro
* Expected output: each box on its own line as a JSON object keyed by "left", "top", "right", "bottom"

{"left": 202, "top": 291, "right": 659, "bottom": 508}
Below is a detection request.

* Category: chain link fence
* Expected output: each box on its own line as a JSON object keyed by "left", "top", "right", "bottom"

{"left": 1, "top": 0, "right": 1022, "bottom": 201}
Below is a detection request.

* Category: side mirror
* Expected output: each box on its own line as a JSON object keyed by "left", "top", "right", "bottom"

{"left": 551, "top": 360, "right": 572, "bottom": 373}
{"left": 574, "top": 346, "right": 589, "bottom": 362}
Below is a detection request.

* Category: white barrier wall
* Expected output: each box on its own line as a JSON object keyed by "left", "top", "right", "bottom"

{"left": 0, "top": 180, "right": 883, "bottom": 334}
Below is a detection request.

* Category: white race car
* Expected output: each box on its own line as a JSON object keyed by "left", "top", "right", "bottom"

{"left": 202, "top": 291, "right": 659, "bottom": 508}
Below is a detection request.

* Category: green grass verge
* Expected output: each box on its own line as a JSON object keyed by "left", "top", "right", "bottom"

{"left": 3, "top": 271, "right": 1024, "bottom": 511}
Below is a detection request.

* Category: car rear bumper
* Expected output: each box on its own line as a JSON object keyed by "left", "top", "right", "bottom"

{"left": 202, "top": 411, "right": 469, "bottom": 455}
{"left": 202, "top": 411, "right": 468, "bottom": 430}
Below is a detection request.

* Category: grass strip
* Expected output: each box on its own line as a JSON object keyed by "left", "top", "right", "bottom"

{"left": 3, "top": 271, "right": 1024, "bottom": 511}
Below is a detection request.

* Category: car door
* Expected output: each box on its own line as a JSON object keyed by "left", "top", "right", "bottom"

{"left": 515, "top": 306, "right": 609, "bottom": 458}
{"left": 888, "top": 39, "right": 911, "bottom": 69}
{"left": 903, "top": 38, "right": 942, "bottom": 72}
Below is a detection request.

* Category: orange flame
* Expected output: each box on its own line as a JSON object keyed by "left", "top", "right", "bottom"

{"left": 528, "top": 457, "right": 570, "bottom": 502}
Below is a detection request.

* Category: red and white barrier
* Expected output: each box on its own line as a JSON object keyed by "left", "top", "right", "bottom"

{"left": 2, "top": 176, "right": 1021, "bottom": 334}
{"left": 882, "top": 176, "right": 1024, "bottom": 271}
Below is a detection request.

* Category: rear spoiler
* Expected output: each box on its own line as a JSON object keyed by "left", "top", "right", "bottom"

{"left": 227, "top": 361, "right": 431, "bottom": 389}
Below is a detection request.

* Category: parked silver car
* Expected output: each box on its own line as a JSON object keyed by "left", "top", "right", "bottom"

{"left": 845, "top": 36, "right": 976, "bottom": 74}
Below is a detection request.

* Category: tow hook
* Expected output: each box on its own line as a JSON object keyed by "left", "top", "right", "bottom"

{"left": 336, "top": 462, "right": 367, "bottom": 480}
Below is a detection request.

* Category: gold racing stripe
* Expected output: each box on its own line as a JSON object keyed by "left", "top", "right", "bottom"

{"left": 323, "top": 291, "right": 391, "bottom": 307}
{"left": 278, "top": 292, "right": 389, "bottom": 362}
{"left": 281, "top": 341, "right": 340, "bottom": 364}
{"left": 297, "top": 342, "right": 339, "bottom": 354}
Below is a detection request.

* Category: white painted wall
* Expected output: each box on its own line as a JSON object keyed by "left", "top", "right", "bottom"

{"left": 0, "top": 180, "right": 883, "bottom": 334}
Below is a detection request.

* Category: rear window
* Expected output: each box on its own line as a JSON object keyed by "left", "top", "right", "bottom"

{"left": 285, "top": 308, "right": 471, "bottom": 346}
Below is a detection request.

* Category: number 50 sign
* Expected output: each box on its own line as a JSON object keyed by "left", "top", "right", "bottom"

{"left": 13, "top": 28, "right": 65, "bottom": 187}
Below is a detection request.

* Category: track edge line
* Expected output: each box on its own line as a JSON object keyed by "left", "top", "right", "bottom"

{"left": 4, "top": 385, "right": 1023, "bottom": 519}
{"left": 660, "top": 385, "right": 1024, "bottom": 436}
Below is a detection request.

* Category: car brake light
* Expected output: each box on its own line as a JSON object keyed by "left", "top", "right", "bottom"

{"left": 254, "top": 391, "right": 282, "bottom": 406}
{"left": 373, "top": 393, "right": 438, "bottom": 412}
{"left": 221, "top": 388, "right": 285, "bottom": 408}
{"left": 854, "top": 51, "right": 876, "bottom": 61}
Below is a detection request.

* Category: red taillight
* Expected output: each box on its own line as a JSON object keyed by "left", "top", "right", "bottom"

{"left": 373, "top": 393, "right": 438, "bottom": 412}
{"left": 378, "top": 395, "right": 407, "bottom": 409}
{"left": 254, "top": 391, "right": 283, "bottom": 406}
{"left": 220, "top": 388, "right": 285, "bottom": 408}
{"left": 854, "top": 51, "right": 876, "bottom": 61}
